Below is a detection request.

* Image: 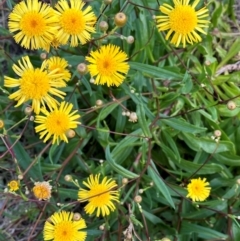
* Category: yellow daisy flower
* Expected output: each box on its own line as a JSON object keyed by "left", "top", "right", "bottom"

{"left": 43, "top": 211, "right": 87, "bottom": 241}
{"left": 4, "top": 56, "right": 66, "bottom": 114}
{"left": 186, "top": 177, "right": 211, "bottom": 202}
{"left": 44, "top": 56, "right": 71, "bottom": 82}
{"left": 78, "top": 174, "right": 119, "bottom": 217}
{"left": 43, "top": 37, "right": 62, "bottom": 52}
{"left": 8, "top": 180, "right": 20, "bottom": 192}
{"left": 35, "top": 101, "right": 80, "bottom": 145}
{"left": 86, "top": 44, "right": 130, "bottom": 87}
{"left": 54, "top": 0, "right": 96, "bottom": 47}
{"left": 32, "top": 181, "right": 52, "bottom": 200}
{"left": 156, "top": 0, "right": 210, "bottom": 47}
{"left": 8, "top": 0, "right": 58, "bottom": 50}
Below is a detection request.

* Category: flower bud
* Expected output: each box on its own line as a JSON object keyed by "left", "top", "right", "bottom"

{"left": 134, "top": 195, "right": 142, "bottom": 203}
{"left": 77, "top": 63, "right": 88, "bottom": 75}
{"left": 122, "top": 178, "right": 128, "bottom": 185}
{"left": 114, "top": 12, "right": 127, "bottom": 27}
{"left": 73, "top": 213, "right": 81, "bottom": 221}
{"left": 227, "top": 101, "right": 236, "bottom": 110}
{"left": 104, "top": 0, "right": 112, "bottom": 4}
{"left": 66, "top": 129, "right": 76, "bottom": 138}
{"left": 127, "top": 36, "right": 134, "bottom": 44}
{"left": 40, "top": 52, "right": 47, "bottom": 60}
{"left": 18, "top": 174, "right": 23, "bottom": 180}
{"left": 99, "top": 21, "right": 109, "bottom": 32}
{"left": 96, "top": 100, "right": 103, "bottom": 106}
{"left": 99, "top": 224, "right": 105, "bottom": 230}
{"left": 161, "top": 238, "right": 171, "bottom": 241}
{"left": 24, "top": 106, "right": 33, "bottom": 115}
{"left": 29, "top": 116, "right": 34, "bottom": 121}
{"left": 64, "top": 175, "right": 72, "bottom": 182}
{"left": 214, "top": 130, "right": 221, "bottom": 137}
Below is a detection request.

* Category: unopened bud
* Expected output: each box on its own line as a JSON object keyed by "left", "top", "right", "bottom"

{"left": 237, "top": 179, "right": 240, "bottom": 185}
{"left": 66, "top": 129, "right": 76, "bottom": 138}
{"left": 161, "top": 238, "right": 171, "bottom": 241}
{"left": 139, "top": 189, "right": 144, "bottom": 194}
{"left": 134, "top": 195, "right": 142, "bottom": 203}
{"left": 127, "top": 36, "right": 134, "bottom": 44}
{"left": 214, "top": 130, "right": 221, "bottom": 137}
{"left": 64, "top": 175, "right": 72, "bottom": 182}
{"left": 227, "top": 101, "right": 236, "bottom": 110}
{"left": 24, "top": 106, "right": 33, "bottom": 115}
{"left": 104, "top": 0, "right": 112, "bottom": 4}
{"left": 114, "top": 12, "right": 127, "bottom": 27}
{"left": 40, "top": 52, "right": 47, "bottom": 60}
{"left": 18, "top": 174, "right": 23, "bottom": 180}
{"left": 99, "top": 21, "right": 109, "bottom": 32}
{"left": 29, "top": 116, "right": 34, "bottom": 121}
{"left": 73, "top": 213, "right": 81, "bottom": 221}
{"left": 96, "top": 100, "right": 103, "bottom": 106}
{"left": 122, "top": 178, "right": 128, "bottom": 185}
{"left": 99, "top": 224, "right": 105, "bottom": 230}
{"left": 77, "top": 63, "right": 88, "bottom": 75}
{"left": 90, "top": 77, "right": 95, "bottom": 83}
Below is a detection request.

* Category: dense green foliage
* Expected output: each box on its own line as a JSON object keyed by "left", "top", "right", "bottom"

{"left": 1, "top": 0, "right": 240, "bottom": 240}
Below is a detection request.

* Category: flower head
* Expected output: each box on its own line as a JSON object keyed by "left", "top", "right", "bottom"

{"left": 44, "top": 56, "right": 71, "bottom": 82}
{"left": 54, "top": 0, "right": 96, "bottom": 47}
{"left": 86, "top": 44, "right": 129, "bottom": 87}
{"left": 43, "top": 211, "right": 87, "bottom": 241}
{"left": 33, "top": 181, "right": 52, "bottom": 200}
{"left": 8, "top": 0, "right": 58, "bottom": 50}
{"left": 186, "top": 177, "right": 211, "bottom": 202}
{"left": 8, "top": 180, "right": 20, "bottom": 192}
{"left": 78, "top": 174, "right": 119, "bottom": 217}
{"left": 4, "top": 56, "right": 66, "bottom": 114}
{"left": 156, "top": 0, "right": 209, "bottom": 47}
{"left": 35, "top": 101, "right": 80, "bottom": 145}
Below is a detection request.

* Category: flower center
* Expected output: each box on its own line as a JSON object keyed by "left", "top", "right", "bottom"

{"left": 60, "top": 9, "right": 85, "bottom": 34}
{"left": 20, "top": 12, "right": 46, "bottom": 36}
{"left": 169, "top": 5, "right": 197, "bottom": 34}
{"left": 45, "top": 112, "right": 70, "bottom": 135}
{"left": 33, "top": 186, "right": 49, "bottom": 199}
{"left": 98, "top": 59, "right": 116, "bottom": 76}
{"left": 54, "top": 222, "right": 75, "bottom": 241}
{"left": 89, "top": 184, "right": 110, "bottom": 207}
{"left": 20, "top": 69, "right": 50, "bottom": 100}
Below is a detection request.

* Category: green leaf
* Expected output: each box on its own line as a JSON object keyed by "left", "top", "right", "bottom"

{"left": 161, "top": 118, "right": 207, "bottom": 134}
{"left": 105, "top": 145, "right": 139, "bottom": 178}
{"left": 148, "top": 160, "right": 175, "bottom": 209}
{"left": 181, "top": 132, "right": 235, "bottom": 153}
{"left": 136, "top": 103, "right": 152, "bottom": 138}
{"left": 181, "top": 221, "right": 228, "bottom": 240}
{"left": 129, "top": 62, "right": 184, "bottom": 80}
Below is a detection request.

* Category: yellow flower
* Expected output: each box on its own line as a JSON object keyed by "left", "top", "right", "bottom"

{"left": 44, "top": 56, "right": 71, "bottom": 82}
{"left": 32, "top": 181, "right": 52, "bottom": 200}
{"left": 43, "top": 211, "right": 87, "bottom": 241}
{"left": 8, "top": 180, "right": 20, "bottom": 192}
{"left": 8, "top": 0, "right": 58, "bottom": 50}
{"left": 0, "top": 119, "right": 4, "bottom": 129}
{"left": 43, "top": 37, "right": 62, "bottom": 52}
{"left": 156, "top": 0, "right": 209, "bottom": 47}
{"left": 35, "top": 101, "right": 80, "bottom": 145}
{"left": 78, "top": 174, "right": 119, "bottom": 217}
{"left": 86, "top": 44, "right": 130, "bottom": 87}
{"left": 186, "top": 177, "right": 211, "bottom": 202}
{"left": 4, "top": 56, "right": 66, "bottom": 114}
{"left": 54, "top": 0, "right": 96, "bottom": 47}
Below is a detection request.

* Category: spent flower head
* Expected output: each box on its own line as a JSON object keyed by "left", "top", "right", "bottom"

{"left": 32, "top": 181, "right": 52, "bottom": 200}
